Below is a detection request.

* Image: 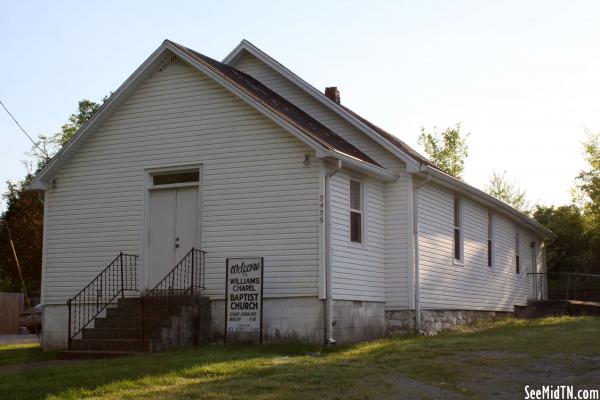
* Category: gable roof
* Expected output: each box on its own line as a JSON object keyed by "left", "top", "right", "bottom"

{"left": 169, "top": 42, "right": 379, "bottom": 167}
{"left": 29, "top": 40, "right": 393, "bottom": 191}
{"left": 28, "top": 39, "right": 552, "bottom": 239}
{"left": 224, "top": 40, "right": 554, "bottom": 239}
{"left": 224, "top": 40, "right": 426, "bottom": 172}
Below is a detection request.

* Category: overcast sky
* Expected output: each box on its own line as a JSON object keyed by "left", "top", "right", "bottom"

{"left": 2, "top": 1, "right": 599, "bottom": 208}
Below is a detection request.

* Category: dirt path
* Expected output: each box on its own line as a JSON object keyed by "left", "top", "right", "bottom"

{"left": 382, "top": 350, "right": 600, "bottom": 399}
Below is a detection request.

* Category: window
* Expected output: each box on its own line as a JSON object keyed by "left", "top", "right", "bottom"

{"left": 153, "top": 171, "right": 199, "bottom": 186}
{"left": 350, "top": 179, "right": 362, "bottom": 243}
{"left": 515, "top": 233, "right": 521, "bottom": 274}
{"left": 487, "top": 211, "right": 493, "bottom": 267}
{"left": 531, "top": 241, "right": 537, "bottom": 273}
{"left": 453, "top": 197, "right": 462, "bottom": 261}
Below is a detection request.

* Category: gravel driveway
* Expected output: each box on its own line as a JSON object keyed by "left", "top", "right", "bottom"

{"left": 0, "top": 334, "right": 39, "bottom": 345}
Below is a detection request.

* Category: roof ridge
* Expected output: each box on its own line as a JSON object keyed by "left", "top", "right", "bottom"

{"left": 170, "top": 41, "right": 381, "bottom": 167}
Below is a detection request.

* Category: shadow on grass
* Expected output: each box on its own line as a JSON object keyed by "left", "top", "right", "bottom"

{"left": 0, "top": 344, "right": 55, "bottom": 368}
{"left": 0, "top": 317, "right": 598, "bottom": 400}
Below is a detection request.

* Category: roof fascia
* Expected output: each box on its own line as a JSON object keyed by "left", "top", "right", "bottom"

{"left": 419, "top": 164, "right": 554, "bottom": 239}
{"left": 223, "top": 40, "right": 420, "bottom": 173}
{"left": 29, "top": 41, "right": 391, "bottom": 190}
{"left": 28, "top": 41, "right": 174, "bottom": 190}
{"left": 327, "top": 151, "right": 398, "bottom": 182}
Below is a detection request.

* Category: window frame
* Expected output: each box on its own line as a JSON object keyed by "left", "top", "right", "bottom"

{"left": 515, "top": 232, "right": 521, "bottom": 274}
{"left": 453, "top": 196, "right": 464, "bottom": 264}
{"left": 531, "top": 240, "right": 537, "bottom": 274}
{"left": 349, "top": 177, "right": 365, "bottom": 245}
{"left": 487, "top": 211, "right": 494, "bottom": 268}
{"left": 148, "top": 168, "right": 200, "bottom": 191}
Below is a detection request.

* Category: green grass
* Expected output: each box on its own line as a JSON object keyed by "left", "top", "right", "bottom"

{"left": 0, "top": 317, "right": 599, "bottom": 400}
{"left": 0, "top": 343, "right": 55, "bottom": 367}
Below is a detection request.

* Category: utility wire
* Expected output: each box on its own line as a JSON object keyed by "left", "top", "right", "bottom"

{"left": 0, "top": 99, "right": 50, "bottom": 159}
{"left": 0, "top": 210, "right": 41, "bottom": 342}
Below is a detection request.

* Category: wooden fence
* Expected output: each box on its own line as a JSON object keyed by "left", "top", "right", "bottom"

{"left": 0, "top": 292, "right": 24, "bottom": 333}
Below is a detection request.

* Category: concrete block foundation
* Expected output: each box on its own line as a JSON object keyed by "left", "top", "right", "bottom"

{"left": 211, "top": 297, "right": 385, "bottom": 344}
{"left": 386, "top": 309, "right": 509, "bottom": 336}
{"left": 151, "top": 296, "right": 210, "bottom": 352}
{"left": 332, "top": 300, "right": 385, "bottom": 343}
{"left": 42, "top": 297, "right": 511, "bottom": 351}
{"left": 211, "top": 297, "right": 325, "bottom": 343}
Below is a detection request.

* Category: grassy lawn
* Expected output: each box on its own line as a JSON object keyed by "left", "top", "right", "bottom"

{"left": 0, "top": 317, "right": 599, "bottom": 399}
{"left": 0, "top": 343, "right": 55, "bottom": 368}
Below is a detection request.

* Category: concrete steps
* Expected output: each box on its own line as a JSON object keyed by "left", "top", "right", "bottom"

{"left": 59, "top": 295, "right": 209, "bottom": 359}
{"left": 82, "top": 327, "right": 143, "bottom": 340}
{"left": 70, "top": 338, "right": 149, "bottom": 352}
{"left": 59, "top": 297, "right": 159, "bottom": 359}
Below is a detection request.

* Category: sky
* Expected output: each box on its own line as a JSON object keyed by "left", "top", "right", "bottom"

{"left": 1, "top": 1, "right": 599, "bottom": 208}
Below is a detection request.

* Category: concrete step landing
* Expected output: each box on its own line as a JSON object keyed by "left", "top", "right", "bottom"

{"left": 515, "top": 300, "right": 600, "bottom": 319}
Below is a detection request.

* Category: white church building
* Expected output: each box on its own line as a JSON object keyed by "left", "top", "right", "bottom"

{"left": 29, "top": 39, "right": 553, "bottom": 351}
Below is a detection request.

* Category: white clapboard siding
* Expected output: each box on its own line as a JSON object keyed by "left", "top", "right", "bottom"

{"left": 43, "top": 59, "right": 320, "bottom": 305}
{"left": 329, "top": 170, "right": 386, "bottom": 302}
{"left": 417, "top": 183, "right": 542, "bottom": 311}
{"left": 233, "top": 53, "right": 412, "bottom": 308}
{"left": 383, "top": 169, "right": 411, "bottom": 308}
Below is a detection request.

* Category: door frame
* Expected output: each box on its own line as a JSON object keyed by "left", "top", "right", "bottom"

{"left": 141, "top": 163, "right": 203, "bottom": 291}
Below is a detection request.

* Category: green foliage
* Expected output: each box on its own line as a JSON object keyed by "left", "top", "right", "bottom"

{"left": 575, "top": 131, "right": 600, "bottom": 231}
{"left": 533, "top": 133, "right": 600, "bottom": 274}
{"left": 30, "top": 96, "right": 108, "bottom": 171}
{"left": 486, "top": 171, "right": 530, "bottom": 214}
{"left": 57, "top": 99, "right": 104, "bottom": 146}
{"left": 0, "top": 175, "right": 44, "bottom": 295}
{"left": 1, "top": 97, "right": 108, "bottom": 295}
{"left": 533, "top": 205, "right": 592, "bottom": 273}
{"left": 418, "top": 124, "right": 469, "bottom": 179}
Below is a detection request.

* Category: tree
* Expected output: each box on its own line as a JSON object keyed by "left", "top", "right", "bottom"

{"left": 0, "top": 96, "right": 107, "bottom": 296}
{"left": 574, "top": 131, "right": 600, "bottom": 226}
{"left": 531, "top": 131, "right": 600, "bottom": 275}
{"left": 486, "top": 171, "right": 530, "bottom": 214}
{"left": 573, "top": 131, "right": 600, "bottom": 273}
{"left": 30, "top": 96, "right": 108, "bottom": 170}
{"left": 418, "top": 124, "right": 469, "bottom": 179}
{"left": 533, "top": 205, "right": 591, "bottom": 273}
{"left": 0, "top": 175, "right": 44, "bottom": 295}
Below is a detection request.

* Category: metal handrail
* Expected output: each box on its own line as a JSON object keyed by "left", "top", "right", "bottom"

{"left": 140, "top": 248, "right": 205, "bottom": 347}
{"left": 67, "top": 253, "right": 138, "bottom": 348}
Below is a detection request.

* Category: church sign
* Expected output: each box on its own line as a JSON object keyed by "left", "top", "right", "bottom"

{"left": 225, "top": 257, "right": 264, "bottom": 344}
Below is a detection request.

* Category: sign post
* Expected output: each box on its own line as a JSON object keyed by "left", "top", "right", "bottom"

{"left": 224, "top": 257, "right": 264, "bottom": 344}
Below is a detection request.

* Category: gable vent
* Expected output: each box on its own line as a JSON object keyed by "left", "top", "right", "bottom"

{"left": 159, "top": 55, "right": 182, "bottom": 72}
